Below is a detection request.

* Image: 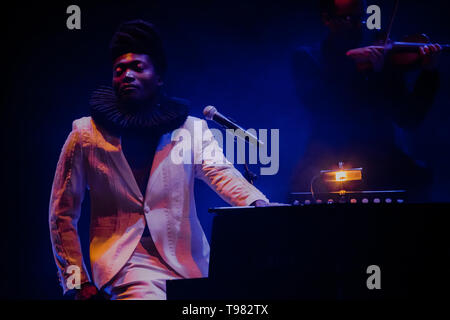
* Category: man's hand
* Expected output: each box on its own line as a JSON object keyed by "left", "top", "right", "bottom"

{"left": 75, "top": 282, "right": 99, "bottom": 300}
{"left": 252, "top": 200, "right": 269, "bottom": 207}
{"left": 420, "top": 43, "right": 442, "bottom": 71}
{"left": 251, "top": 200, "right": 288, "bottom": 207}
{"left": 346, "top": 46, "right": 385, "bottom": 72}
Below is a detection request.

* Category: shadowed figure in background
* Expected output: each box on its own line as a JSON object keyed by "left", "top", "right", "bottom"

{"left": 290, "top": 0, "right": 442, "bottom": 201}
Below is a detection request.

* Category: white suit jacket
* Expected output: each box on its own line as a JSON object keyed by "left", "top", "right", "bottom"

{"left": 49, "top": 116, "right": 269, "bottom": 293}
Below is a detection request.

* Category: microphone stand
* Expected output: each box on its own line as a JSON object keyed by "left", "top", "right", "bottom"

{"left": 205, "top": 109, "right": 259, "bottom": 184}
{"left": 231, "top": 123, "right": 258, "bottom": 185}
{"left": 243, "top": 161, "right": 258, "bottom": 185}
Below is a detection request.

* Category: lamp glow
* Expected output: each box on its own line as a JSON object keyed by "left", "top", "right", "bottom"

{"left": 320, "top": 167, "right": 363, "bottom": 182}
{"left": 335, "top": 171, "right": 347, "bottom": 181}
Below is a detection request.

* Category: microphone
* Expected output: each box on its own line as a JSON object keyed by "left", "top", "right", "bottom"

{"left": 203, "top": 105, "right": 263, "bottom": 146}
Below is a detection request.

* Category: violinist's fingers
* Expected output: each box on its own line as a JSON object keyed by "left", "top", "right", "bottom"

{"left": 371, "top": 46, "right": 384, "bottom": 55}
{"left": 429, "top": 43, "right": 442, "bottom": 53}
{"left": 369, "top": 47, "right": 384, "bottom": 60}
{"left": 372, "top": 48, "right": 383, "bottom": 59}
{"left": 367, "top": 47, "right": 376, "bottom": 56}
{"left": 370, "top": 47, "right": 384, "bottom": 71}
{"left": 429, "top": 44, "right": 437, "bottom": 54}
{"left": 420, "top": 43, "right": 441, "bottom": 70}
{"left": 368, "top": 49, "right": 378, "bottom": 64}
{"left": 419, "top": 46, "right": 426, "bottom": 56}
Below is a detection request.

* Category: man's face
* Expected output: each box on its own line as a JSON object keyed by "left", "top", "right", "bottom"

{"left": 323, "top": 0, "right": 364, "bottom": 44}
{"left": 112, "top": 53, "right": 163, "bottom": 103}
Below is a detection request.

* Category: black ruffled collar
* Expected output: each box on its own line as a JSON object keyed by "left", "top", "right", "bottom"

{"left": 89, "top": 86, "right": 189, "bottom": 137}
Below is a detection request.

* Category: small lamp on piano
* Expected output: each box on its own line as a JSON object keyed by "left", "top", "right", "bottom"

{"left": 320, "top": 162, "right": 363, "bottom": 182}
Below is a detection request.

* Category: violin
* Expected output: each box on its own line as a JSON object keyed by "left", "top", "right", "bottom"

{"left": 372, "top": 33, "right": 449, "bottom": 70}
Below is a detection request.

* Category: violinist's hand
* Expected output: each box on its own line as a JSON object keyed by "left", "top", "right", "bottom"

{"left": 346, "top": 46, "right": 385, "bottom": 72}
{"left": 420, "top": 43, "right": 442, "bottom": 71}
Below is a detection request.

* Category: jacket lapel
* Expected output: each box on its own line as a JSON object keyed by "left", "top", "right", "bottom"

{"left": 100, "top": 127, "right": 176, "bottom": 203}
{"left": 144, "top": 132, "right": 175, "bottom": 202}
{"left": 105, "top": 133, "right": 144, "bottom": 201}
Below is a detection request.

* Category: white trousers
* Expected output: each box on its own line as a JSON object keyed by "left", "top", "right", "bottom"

{"left": 102, "top": 235, "right": 183, "bottom": 300}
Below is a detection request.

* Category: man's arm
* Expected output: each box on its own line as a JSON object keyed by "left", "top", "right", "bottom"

{"left": 193, "top": 119, "right": 269, "bottom": 206}
{"left": 48, "top": 121, "right": 92, "bottom": 296}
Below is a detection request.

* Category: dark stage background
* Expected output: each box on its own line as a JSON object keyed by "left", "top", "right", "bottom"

{"left": 1, "top": 0, "right": 449, "bottom": 299}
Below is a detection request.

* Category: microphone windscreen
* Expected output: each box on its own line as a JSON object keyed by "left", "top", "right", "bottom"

{"left": 203, "top": 105, "right": 217, "bottom": 120}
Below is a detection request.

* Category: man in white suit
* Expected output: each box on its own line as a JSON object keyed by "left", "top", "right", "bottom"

{"left": 49, "top": 20, "right": 269, "bottom": 300}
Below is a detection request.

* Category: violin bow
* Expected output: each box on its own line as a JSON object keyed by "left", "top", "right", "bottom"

{"left": 383, "top": 0, "right": 400, "bottom": 48}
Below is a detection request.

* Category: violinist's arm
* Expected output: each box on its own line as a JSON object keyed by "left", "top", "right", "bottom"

{"left": 346, "top": 46, "right": 385, "bottom": 72}
{"left": 385, "top": 46, "right": 441, "bottom": 130}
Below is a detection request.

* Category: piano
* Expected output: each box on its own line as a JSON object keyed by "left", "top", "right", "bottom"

{"left": 167, "top": 203, "right": 450, "bottom": 299}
